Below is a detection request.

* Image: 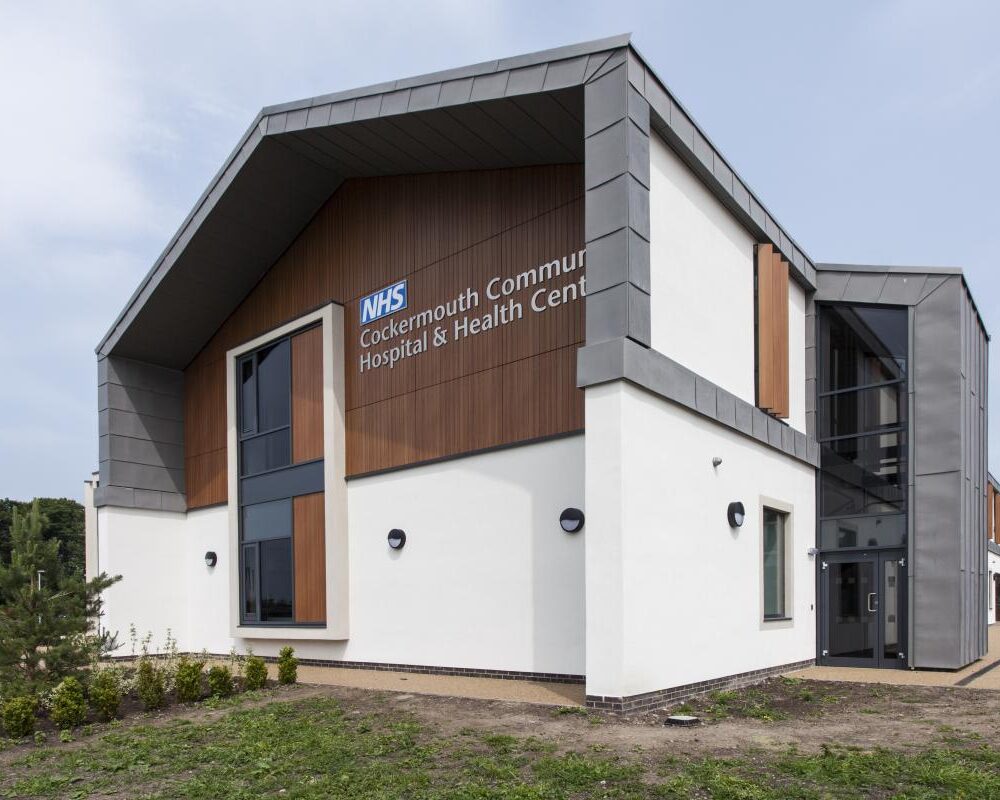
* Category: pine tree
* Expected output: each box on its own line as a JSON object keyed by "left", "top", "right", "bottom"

{"left": 0, "top": 500, "right": 119, "bottom": 694}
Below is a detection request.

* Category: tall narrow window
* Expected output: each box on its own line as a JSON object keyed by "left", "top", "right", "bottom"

{"left": 817, "top": 304, "right": 908, "bottom": 550}
{"left": 763, "top": 508, "right": 787, "bottom": 620}
{"left": 236, "top": 324, "right": 326, "bottom": 627}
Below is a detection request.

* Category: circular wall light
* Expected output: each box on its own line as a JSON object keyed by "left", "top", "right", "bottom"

{"left": 204, "top": 551, "right": 218, "bottom": 568}
{"left": 559, "top": 508, "right": 585, "bottom": 533}
{"left": 727, "top": 502, "right": 746, "bottom": 528}
{"left": 387, "top": 529, "right": 407, "bottom": 550}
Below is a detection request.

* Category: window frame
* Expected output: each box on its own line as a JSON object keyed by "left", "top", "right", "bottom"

{"left": 225, "top": 302, "right": 348, "bottom": 641}
{"left": 759, "top": 500, "right": 793, "bottom": 626}
{"left": 233, "top": 325, "right": 321, "bottom": 628}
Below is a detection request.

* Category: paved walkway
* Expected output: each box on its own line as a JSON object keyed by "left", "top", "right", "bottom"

{"left": 785, "top": 624, "right": 1000, "bottom": 690}
{"left": 243, "top": 626, "right": 1000, "bottom": 706}
{"left": 264, "top": 663, "right": 586, "bottom": 706}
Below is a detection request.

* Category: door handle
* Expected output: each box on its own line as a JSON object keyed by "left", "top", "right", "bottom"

{"left": 867, "top": 592, "right": 878, "bottom": 613}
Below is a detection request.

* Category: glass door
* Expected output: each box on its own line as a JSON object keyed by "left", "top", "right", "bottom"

{"left": 820, "top": 550, "right": 906, "bottom": 668}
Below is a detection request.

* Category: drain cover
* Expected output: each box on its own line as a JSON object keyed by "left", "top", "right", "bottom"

{"left": 664, "top": 715, "right": 699, "bottom": 727}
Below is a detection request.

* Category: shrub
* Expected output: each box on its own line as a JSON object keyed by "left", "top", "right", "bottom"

{"left": 50, "top": 677, "right": 87, "bottom": 729}
{"left": 207, "top": 665, "right": 233, "bottom": 698}
{"left": 175, "top": 658, "right": 205, "bottom": 703}
{"left": 88, "top": 669, "right": 122, "bottom": 721}
{"left": 136, "top": 659, "right": 165, "bottom": 711}
{"left": 244, "top": 655, "right": 267, "bottom": 691}
{"left": 277, "top": 647, "right": 297, "bottom": 685}
{"left": 2, "top": 695, "right": 38, "bottom": 739}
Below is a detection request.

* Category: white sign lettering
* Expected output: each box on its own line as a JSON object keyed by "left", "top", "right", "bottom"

{"left": 358, "top": 249, "right": 585, "bottom": 373}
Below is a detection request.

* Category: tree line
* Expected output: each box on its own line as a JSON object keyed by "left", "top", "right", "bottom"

{"left": 0, "top": 498, "right": 85, "bottom": 580}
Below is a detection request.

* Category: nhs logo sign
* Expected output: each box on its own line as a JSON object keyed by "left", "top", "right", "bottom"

{"left": 360, "top": 280, "right": 407, "bottom": 325}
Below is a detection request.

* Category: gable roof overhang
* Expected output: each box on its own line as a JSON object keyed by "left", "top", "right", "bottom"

{"left": 98, "top": 33, "right": 818, "bottom": 370}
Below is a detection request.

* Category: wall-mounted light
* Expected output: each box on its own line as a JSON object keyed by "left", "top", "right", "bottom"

{"left": 387, "top": 529, "right": 406, "bottom": 550}
{"left": 727, "top": 502, "right": 746, "bottom": 528}
{"left": 560, "top": 508, "right": 585, "bottom": 533}
{"left": 712, "top": 457, "right": 723, "bottom": 468}
{"left": 204, "top": 551, "right": 218, "bottom": 568}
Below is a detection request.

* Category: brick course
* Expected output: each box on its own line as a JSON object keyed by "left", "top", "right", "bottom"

{"left": 585, "top": 658, "right": 816, "bottom": 713}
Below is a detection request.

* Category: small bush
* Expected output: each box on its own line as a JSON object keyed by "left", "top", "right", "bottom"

{"left": 277, "top": 646, "right": 297, "bottom": 685}
{"left": 175, "top": 658, "right": 205, "bottom": 703}
{"left": 244, "top": 655, "right": 268, "bottom": 691}
{"left": 88, "top": 669, "right": 122, "bottom": 721}
{"left": 50, "top": 677, "right": 87, "bottom": 729}
{"left": 59, "top": 730, "right": 73, "bottom": 743}
{"left": 207, "top": 665, "right": 234, "bottom": 698}
{"left": 2, "top": 695, "right": 38, "bottom": 739}
{"left": 136, "top": 659, "right": 166, "bottom": 711}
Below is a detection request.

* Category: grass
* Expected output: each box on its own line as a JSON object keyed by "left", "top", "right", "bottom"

{"left": 0, "top": 694, "right": 997, "bottom": 799}
{"left": 701, "top": 688, "right": 789, "bottom": 722}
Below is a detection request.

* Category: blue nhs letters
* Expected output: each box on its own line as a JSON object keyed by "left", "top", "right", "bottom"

{"left": 360, "top": 280, "right": 407, "bottom": 324}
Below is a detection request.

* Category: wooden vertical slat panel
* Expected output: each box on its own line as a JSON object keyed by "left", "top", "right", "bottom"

{"left": 293, "top": 492, "right": 326, "bottom": 623}
{"left": 757, "top": 244, "right": 775, "bottom": 413}
{"left": 292, "top": 326, "right": 324, "bottom": 463}
{"left": 756, "top": 243, "right": 789, "bottom": 419}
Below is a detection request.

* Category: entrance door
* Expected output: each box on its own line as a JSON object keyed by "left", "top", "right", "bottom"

{"left": 820, "top": 550, "right": 906, "bottom": 668}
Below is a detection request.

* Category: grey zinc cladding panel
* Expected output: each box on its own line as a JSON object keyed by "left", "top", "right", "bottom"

{"left": 878, "top": 274, "right": 927, "bottom": 305}
{"left": 576, "top": 338, "right": 819, "bottom": 467}
{"left": 96, "top": 355, "right": 186, "bottom": 510}
{"left": 583, "top": 57, "right": 651, "bottom": 347}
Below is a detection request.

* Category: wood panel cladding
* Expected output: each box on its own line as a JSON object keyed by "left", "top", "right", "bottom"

{"left": 292, "top": 326, "right": 324, "bottom": 463}
{"left": 756, "top": 243, "right": 790, "bottom": 419}
{"left": 184, "top": 165, "right": 584, "bottom": 508}
{"left": 293, "top": 492, "right": 326, "bottom": 623}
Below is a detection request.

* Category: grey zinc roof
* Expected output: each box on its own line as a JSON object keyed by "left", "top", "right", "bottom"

{"left": 97, "top": 33, "right": 819, "bottom": 367}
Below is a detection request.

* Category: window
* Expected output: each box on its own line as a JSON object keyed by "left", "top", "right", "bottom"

{"left": 763, "top": 508, "right": 787, "bottom": 620}
{"left": 817, "top": 304, "right": 908, "bottom": 547}
{"left": 238, "top": 339, "right": 291, "bottom": 477}
{"left": 236, "top": 331, "right": 315, "bottom": 626}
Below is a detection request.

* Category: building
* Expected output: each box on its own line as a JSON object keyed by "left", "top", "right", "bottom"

{"left": 85, "top": 35, "right": 991, "bottom": 711}
{"left": 989, "top": 473, "right": 1000, "bottom": 625}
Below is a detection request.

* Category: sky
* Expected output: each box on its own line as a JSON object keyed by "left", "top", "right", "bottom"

{"left": 0, "top": 0, "right": 997, "bottom": 502}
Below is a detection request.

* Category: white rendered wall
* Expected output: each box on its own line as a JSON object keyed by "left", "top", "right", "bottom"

{"left": 585, "top": 382, "right": 816, "bottom": 699}
{"left": 649, "top": 133, "right": 807, "bottom": 434}
{"left": 98, "top": 436, "right": 585, "bottom": 675}
{"left": 97, "top": 506, "right": 195, "bottom": 653}
{"left": 787, "top": 281, "right": 807, "bottom": 432}
{"left": 988, "top": 548, "right": 1000, "bottom": 625}
{"left": 649, "top": 133, "right": 756, "bottom": 405}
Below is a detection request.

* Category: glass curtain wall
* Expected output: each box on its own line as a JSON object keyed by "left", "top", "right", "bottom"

{"left": 817, "top": 305, "right": 908, "bottom": 550}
